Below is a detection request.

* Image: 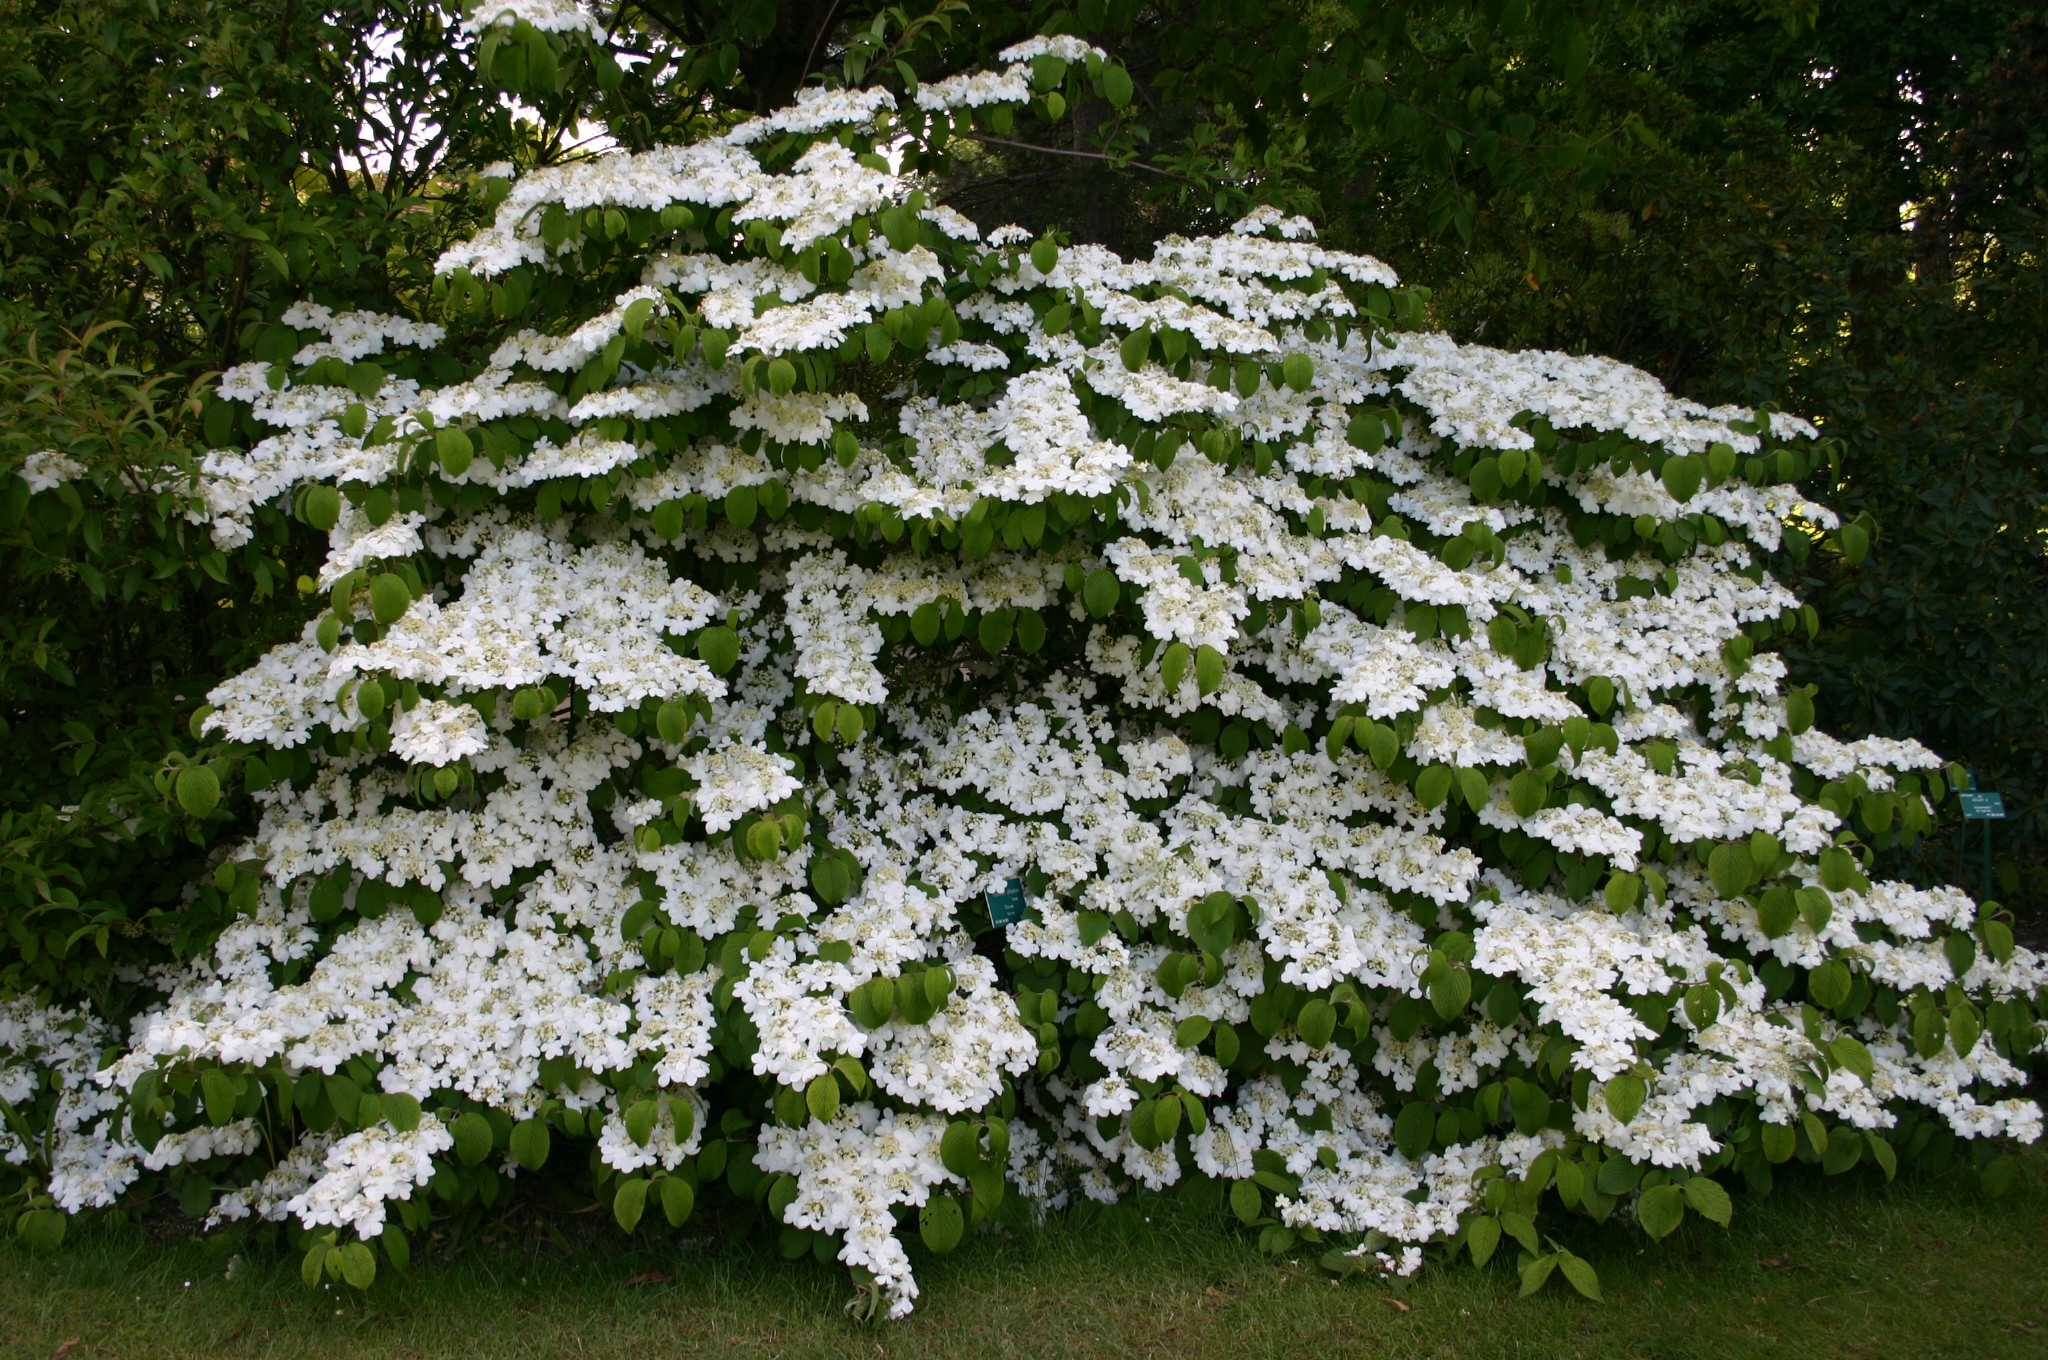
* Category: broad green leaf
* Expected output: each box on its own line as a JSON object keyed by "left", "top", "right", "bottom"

{"left": 806, "top": 1072, "right": 841, "bottom": 1123}
{"left": 453, "top": 1111, "right": 492, "bottom": 1166}
{"left": 368, "top": 572, "right": 412, "bottom": 625}
{"left": 1394, "top": 1102, "right": 1434, "bottom": 1159}
{"left": 1706, "top": 843, "right": 1754, "bottom": 898}
{"left": 176, "top": 765, "right": 221, "bottom": 817}
{"left": 613, "top": 1176, "right": 648, "bottom": 1233}
{"left": 1083, "top": 568, "right": 1120, "bottom": 617}
{"left": 510, "top": 1118, "right": 551, "bottom": 1171}
{"left": 1807, "top": 959, "right": 1852, "bottom": 1010}
{"left": 1681, "top": 1175, "right": 1732, "bottom": 1226}
{"left": 1296, "top": 998, "right": 1336, "bottom": 1049}
{"left": 1230, "top": 1179, "right": 1263, "bottom": 1225}
{"left": 660, "top": 1175, "right": 695, "bottom": 1226}
{"left": 337, "top": 1241, "right": 376, "bottom": 1290}
{"left": 1429, "top": 966, "right": 1471, "bottom": 1020}
{"left": 919, "top": 1193, "right": 964, "bottom": 1252}
{"left": 1467, "top": 1214, "right": 1502, "bottom": 1266}
{"left": 697, "top": 626, "right": 741, "bottom": 674}
{"left": 1556, "top": 1250, "right": 1603, "bottom": 1301}
{"left": 1828, "top": 1035, "right": 1874, "bottom": 1085}
{"left": 1603, "top": 1073, "right": 1646, "bottom": 1124}
{"left": 1160, "top": 641, "right": 1190, "bottom": 693}
{"left": 1636, "top": 1183, "right": 1685, "bottom": 1239}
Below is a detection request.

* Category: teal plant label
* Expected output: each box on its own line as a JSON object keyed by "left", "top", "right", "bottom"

{"left": 1960, "top": 791, "right": 2006, "bottom": 819}
{"left": 985, "top": 878, "right": 1026, "bottom": 927}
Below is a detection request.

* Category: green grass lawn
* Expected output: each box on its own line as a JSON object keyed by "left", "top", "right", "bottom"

{"left": 4, "top": 1171, "right": 2044, "bottom": 1360}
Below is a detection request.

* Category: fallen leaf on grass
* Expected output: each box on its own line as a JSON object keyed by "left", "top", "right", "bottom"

{"left": 623, "top": 1270, "right": 674, "bottom": 1286}
{"left": 53, "top": 1340, "right": 81, "bottom": 1359}
{"left": 1380, "top": 1297, "right": 1411, "bottom": 1312}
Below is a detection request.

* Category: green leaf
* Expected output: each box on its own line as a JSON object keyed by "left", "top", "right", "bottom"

{"left": 919, "top": 1193, "right": 964, "bottom": 1253}
{"left": 337, "top": 1241, "right": 377, "bottom": 1290}
{"left": 806, "top": 1071, "right": 841, "bottom": 1123}
{"left": 1161, "top": 641, "right": 1190, "bottom": 694}
{"left": 1706, "top": 843, "right": 1754, "bottom": 898}
{"left": 1603, "top": 1073, "right": 1646, "bottom": 1124}
{"left": 1119, "top": 327, "right": 1151, "bottom": 371}
{"left": 1230, "top": 1178, "right": 1263, "bottom": 1225}
{"left": 16, "top": 1208, "right": 66, "bottom": 1251}
{"left": 1518, "top": 1253, "right": 1558, "bottom": 1297}
{"left": 941, "top": 1120, "right": 979, "bottom": 1178}
{"left": 303, "top": 484, "right": 341, "bottom": 531}
{"left": 1867, "top": 1133, "right": 1899, "bottom": 1183}
{"left": 1428, "top": 966, "right": 1471, "bottom": 1020}
{"left": 1681, "top": 1175, "right": 1732, "bottom": 1227}
{"left": 383, "top": 1093, "right": 421, "bottom": 1133}
{"left": 613, "top": 1176, "right": 648, "bottom": 1233}
{"left": 1943, "top": 931, "right": 1977, "bottom": 980}
{"left": 1415, "top": 764, "right": 1453, "bottom": 809}
{"left": 368, "top": 572, "right": 412, "bottom": 625}
{"left": 175, "top": 765, "right": 221, "bottom": 817}
{"left": 978, "top": 607, "right": 1015, "bottom": 655}
{"left": 1082, "top": 568, "right": 1121, "bottom": 617}
{"left": 697, "top": 626, "right": 741, "bottom": 675}
{"left": 1556, "top": 1250, "right": 1603, "bottom": 1301}
{"left": 1828, "top": 1035, "right": 1874, "bottom": 1085}
{"left": 1757, "top": 887, "right": 1798, "bottom": 938}
{"left": 659, "top": 1175, "right": 695, "bottom": 1226}
{"left": 1394, "top": 1102, "right": 1434, "bottom": 1160}
{"left": 1808, "top": 959, "right": 1852, "bottom": 1010}
{"left": 1296, "top": 998, "right": 1337, "bottom": 1049}
{"left": 1636, "top": 1182, "right": 1685, "bottom": 1239}
{"left": 453, "top": 1111, "right": 492, "bottom": 1166}
{"left": 201, "top": 1068, "right": 235, "bottom": 1127}
{"left": 435, "top": 427, "right": 474, "bottom": 476}
{"left": 836, "top": 703, "right": 866, "bottom": 743}
{"left": 1281, "top": 353, "right": 1314, "bottom": 392}
{"left": 1468, "top": 456, "right": 1503, "bottom": 501}
{"left": 1102, "top": 63, "right": 1134, "bottom": 106}
{"left": 1660, "top": 455, "right": 1703, "bottom": 503}
{"left": 725, "top": 483, "right": 759, "bottom": 529}
{"left": 1031, "top": 239, "right": 1059, "bottom": 275}
{"left": 1982, "top": 919, "right": 2015, "bottom": 964}
{"left": 510, "top": 1118, "right": 551, "bottom": 1171}
{"left": 1467, "top": 1214, "right": 1502, "bottom": 1266}
{"left": 381, "top": 1223, "right": 410, "bottom": 1273}
{"left": 1194, "top": 644, "right": 1225, "bottom": 696}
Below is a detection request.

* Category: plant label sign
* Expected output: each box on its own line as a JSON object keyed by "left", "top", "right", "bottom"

{"left": 985, "top": 878, "right": 1027, "bottom": 928}
{"left": 1960, "top": 790, "right": 2006, "bottom": 820}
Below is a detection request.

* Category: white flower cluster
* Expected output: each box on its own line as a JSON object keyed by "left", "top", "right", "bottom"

{"left": 460, "top": 0, "right": 604, "bottom": 39}
{"left": 11, "top": 59, "right": 2040, "bottom": 1321}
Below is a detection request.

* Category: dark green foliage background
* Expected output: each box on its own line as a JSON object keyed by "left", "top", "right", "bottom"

{"left": 1, "top": 0, "right": 2040, "bottom": 1013}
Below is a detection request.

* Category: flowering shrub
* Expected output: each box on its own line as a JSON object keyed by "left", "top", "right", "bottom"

{"left": 5, "top": 9, "right": 2043, "bottom": 1316}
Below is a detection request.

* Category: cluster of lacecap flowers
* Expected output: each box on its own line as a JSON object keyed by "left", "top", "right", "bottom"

{"left": 7, "top": 2, "right": 2040, "bottom": 1317}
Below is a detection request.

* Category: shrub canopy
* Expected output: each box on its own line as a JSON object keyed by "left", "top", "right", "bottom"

{"left": 2, "top": 2, "right": 2043, "bottom": 1314}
